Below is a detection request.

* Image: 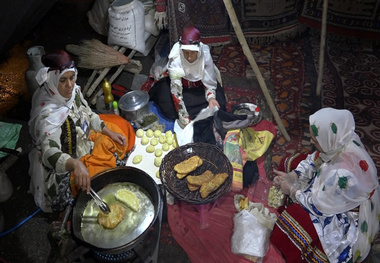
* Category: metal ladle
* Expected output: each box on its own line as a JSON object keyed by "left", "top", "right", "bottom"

{"left": 89, "top": 188, "right": 111, "bottom": 214}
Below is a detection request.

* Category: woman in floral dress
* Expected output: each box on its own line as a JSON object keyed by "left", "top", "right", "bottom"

{"left": 271, "top": 107, "right": 380, "bottom": 263}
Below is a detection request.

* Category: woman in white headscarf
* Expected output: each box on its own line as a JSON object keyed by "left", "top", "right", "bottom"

{"left": 148, "top": 25, "right": 226, "bottom": 128}
{"left": 28, "top": 50, "right": 133, "bottom": 212}
{"left": 271, "top": 108, "right": 380, "bottom": 263}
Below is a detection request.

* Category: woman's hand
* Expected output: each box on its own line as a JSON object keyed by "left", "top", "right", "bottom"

{"left": 102, "top": 126, "right": 126, "bottom": 146}
{"left": 273, "top": 169, "right": 290, "bottom": 188}
{"left": 108, "top": 131, "right": 126, "bottom": 146}
{"left": 273, "top": 169, "right": 298, "bottom": 197}
{"left": 66, "top": 158, "right": 91, "bottom": 194}
{"left": 208, "top": 98, "right": 220, "bottom": 109}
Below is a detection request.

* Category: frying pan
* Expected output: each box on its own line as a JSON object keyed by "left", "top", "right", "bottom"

{"left": 72, "top": 166, "right": 163, "bottom": 254}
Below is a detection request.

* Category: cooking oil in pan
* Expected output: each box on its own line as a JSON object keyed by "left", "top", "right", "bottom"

{"left": 80, "top": 182, "right": 155, "bottom": 249}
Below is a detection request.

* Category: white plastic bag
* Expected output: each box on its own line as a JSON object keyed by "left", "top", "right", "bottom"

{"left": 231, "top": 209, "right": 270, "bottom": 259}
{"left": 87, "top": 0, "right": 114, "bottom": 36}
{"left": 231, "top": 195, "right": 277, "bottom": 260}
{"left": 108, "top": 0, "right": 145, "bottom": 53}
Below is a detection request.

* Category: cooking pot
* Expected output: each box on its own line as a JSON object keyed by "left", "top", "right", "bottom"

{"left": 118, "top": 90, "right": 150, "bottom": 122}
{"left": 72, "top": 166, "right": 163, "bottom": 254}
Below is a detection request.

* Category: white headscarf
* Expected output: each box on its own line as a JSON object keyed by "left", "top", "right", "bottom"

{"left": 168, "top": 42, "right": 205, "bottom": 81}
{"left": 29, "top": 67, "right": 79, "bottom": 145}
{"left": 309, "top": 108, "right": 378, "bottom": 213}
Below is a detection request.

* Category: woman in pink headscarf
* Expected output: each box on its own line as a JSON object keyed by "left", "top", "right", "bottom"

{"left": 270, "top": 108, "right": 380, "bottom": 263}
{"left": 149, "top": 25, "right": 226, "bottom": 128}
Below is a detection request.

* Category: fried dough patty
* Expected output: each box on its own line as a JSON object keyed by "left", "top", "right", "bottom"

{"left": 174, "top": 155, "right": 203, "bottom": 175}
{"left": 97, "top": 203, "right": 126, "bottom": 229}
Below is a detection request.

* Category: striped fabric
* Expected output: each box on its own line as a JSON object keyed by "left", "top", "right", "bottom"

{"left": 276, "top": 209, "right": 328, "bottom": 263}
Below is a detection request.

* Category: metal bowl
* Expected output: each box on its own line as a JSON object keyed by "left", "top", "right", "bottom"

{"left": 231, "top": 103, "right": 262, "bottom": 124}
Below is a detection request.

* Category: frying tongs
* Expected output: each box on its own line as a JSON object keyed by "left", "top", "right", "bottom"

{"left": 89, "top": 188, "right": 111, "bottom": 214}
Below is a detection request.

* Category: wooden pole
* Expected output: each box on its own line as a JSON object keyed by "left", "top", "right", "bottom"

{"left": 316, "top": 0, "right": 328, "bottom": 96}
{"left": 223, "top": 0, "right": 291, "bottom": 141}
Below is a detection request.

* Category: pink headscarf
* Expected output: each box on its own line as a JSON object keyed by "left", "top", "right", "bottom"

{"left": 179, "top": 25, "right": 200, "bottom": 52}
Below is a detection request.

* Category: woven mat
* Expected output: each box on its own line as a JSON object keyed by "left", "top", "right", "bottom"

{"left": 300, "top": 0, "right": 380, "bottom": 40}
{"left": 166, "top": 0, "right": 231, "bottom": 46}
{"left": 167, "top": 0, "right": 305, "bottom": 46}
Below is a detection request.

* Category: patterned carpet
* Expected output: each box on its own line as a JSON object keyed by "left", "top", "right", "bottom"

{"left": 211, "top": 31, "right": 380, "bottom": 175}
{"left": 309, "top": 34, "right": 380, "bottom": 173}
{"left": 211, "top": 36, "right": 315, "bottom": 175}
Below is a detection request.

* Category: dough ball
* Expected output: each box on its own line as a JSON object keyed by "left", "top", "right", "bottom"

{"left": 165, "top": 130, "right": 173, "bottom": 138}
{"left": 162, "top": 143, "right": 170, "bottom": 151}
{"left": 146, "top": 145, "right": 155, "bottom": 153}
{"left": 154, "top": 130, "right": 162, "bottom": 138}
{"left": 136, "top": 129, "right": 144, "bottom": 138}
{"left": 150, "top": 138, "right": 158, "bottom": 146}
{"left": 155, "top": 148, "right": 163, "bottom": 157}
{"left": 141, "top": 136, "right": 149, "bottom": 145}
{"left": 159, "top": 135, "right": 166, "bottom": 144}
{"left": 154, "top": 157, "right": 162, "bottom": 167}
{"left": 146, "top": 129, "right": 154, "bottom": 138}
{"left": 132, "top": 155, "right": 142, "bottom": 164}
{"left": 166, "top": 137, "right": 173, "bottom": 145}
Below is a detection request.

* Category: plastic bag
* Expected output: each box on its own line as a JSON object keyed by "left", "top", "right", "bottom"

{"left": 231, "top": 194, "right": 278, "bottom": 260}
{"left": 87, "top": 0, "right": 114, "bottom": 36}
{"left": 108, "top": 0, "right": 145, "bottom": 53}
{"left": 231, "top": 210, "right": 270, "bottom": 259}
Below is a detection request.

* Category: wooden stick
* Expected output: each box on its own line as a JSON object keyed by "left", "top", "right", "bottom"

{"left": 223, "top": 0, "right": 291, "bottom": 141}
{"left": 86, "top": 67, "right": 112, "bottom": 99}
{"left": 109, "top": 50, "right": 137, "bottom": 83}
{"left": 85, "top": 46, "right": 125, "bottom": 98}
{"left": 90, "top": 49, "right": 137, "bottom": 105}
{"left": 83, "top": 70, "right": 98, "bottom": 95}
{"left": 316, "top": 0, "right": 328, "bottom": 96}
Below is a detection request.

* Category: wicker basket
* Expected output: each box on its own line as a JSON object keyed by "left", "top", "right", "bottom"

{"left": 159, "top": 142, "right": 233, "bottom": 204}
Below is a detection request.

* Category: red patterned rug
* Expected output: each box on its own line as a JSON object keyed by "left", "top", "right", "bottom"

{"left": 211, "top": 32, "right": 380, "bottom": 175}
{"left": 211, "top": 38, "right": 315, "bottom": 175}
{"left": 308, "top": 33, "right": 380, "bottom": 172}
{"left": 166, "top": 0, "right": 305, "bottom": 46}
{"left": 223, "top": 86, "right": 260, "bottom": 113}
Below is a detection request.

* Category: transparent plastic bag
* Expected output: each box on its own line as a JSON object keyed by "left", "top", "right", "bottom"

{"left": 231, "top": 209, "right": 270, "bottom": 259}
{"left": 232, "top": 195, "right": 277, "bottom": 260}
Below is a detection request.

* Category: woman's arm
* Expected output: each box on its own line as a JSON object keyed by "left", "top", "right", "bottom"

{"left": 65, "top": 157, "right": 90, "bottom": 194}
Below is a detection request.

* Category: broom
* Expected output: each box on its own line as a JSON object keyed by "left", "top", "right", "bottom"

{"left": 66, "top": 39, "right": 130, "bottom": 69}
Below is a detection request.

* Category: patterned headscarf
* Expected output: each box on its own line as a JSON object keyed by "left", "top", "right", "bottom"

{"left": 29, "top": 50, "right": 79, "bottom": 145}
{"left": 309, "top": 107, "right": 378, "bottom": 213}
